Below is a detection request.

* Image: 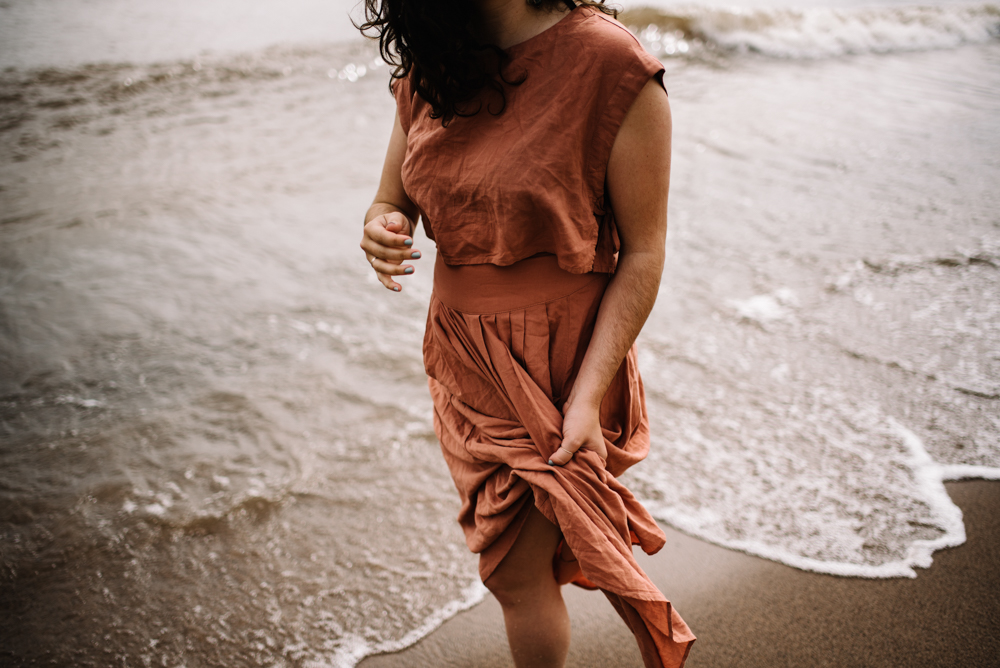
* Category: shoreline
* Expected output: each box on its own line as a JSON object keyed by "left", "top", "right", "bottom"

{"left": 359, "top": 480, "right": 1000, "bottom": 667}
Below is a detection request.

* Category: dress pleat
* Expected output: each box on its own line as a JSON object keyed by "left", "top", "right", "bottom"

{"left": 425, "top": 255, "right": 695, "bottom": 667}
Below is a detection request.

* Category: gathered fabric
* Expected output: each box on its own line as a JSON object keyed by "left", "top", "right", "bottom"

{"left": 425, "top": 254, "right": 695, "bottom": 667}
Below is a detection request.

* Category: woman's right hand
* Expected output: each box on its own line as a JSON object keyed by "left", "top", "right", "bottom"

{"left": 360, "top": 210, "right": 420, "bottom": 292}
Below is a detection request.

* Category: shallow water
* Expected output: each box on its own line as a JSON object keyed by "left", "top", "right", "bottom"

{"left": 0, "top": 0, "right": 366, "bottom": 69}
{"left": 1, "top": 1, "right": 999, "bottom": 666}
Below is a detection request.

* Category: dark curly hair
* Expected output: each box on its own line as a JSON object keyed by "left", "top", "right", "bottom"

{"left": 356, "top": 0, "right": 618, "bottom": 124}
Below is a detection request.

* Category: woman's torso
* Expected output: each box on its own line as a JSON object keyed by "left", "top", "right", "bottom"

{"left": 394, "top": 7, "right": 665, "bottom": 274}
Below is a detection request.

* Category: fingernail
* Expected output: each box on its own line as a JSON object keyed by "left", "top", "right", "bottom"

{"left": 548, "top": 460, "right": 554, "bottom": 466}
{"left": 403, "top": 239, "right": 413, "bottom": 246}
{"left": 392, "top": 286, "right": 400, "bottom": 292}
{"left": 410, "top": 251, "right": 421, "bottom": 259}
{"left": 404, "top": 267, "right": 414, "bottom": 274}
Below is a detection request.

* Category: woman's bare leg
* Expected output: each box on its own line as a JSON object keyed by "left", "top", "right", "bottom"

{"left": 484, "top": 505, "right": 570, "bottom": 668}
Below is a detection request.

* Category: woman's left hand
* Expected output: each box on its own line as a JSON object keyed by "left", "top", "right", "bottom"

{"left": 549, "top": 396, "right": 607, "bottom": 466}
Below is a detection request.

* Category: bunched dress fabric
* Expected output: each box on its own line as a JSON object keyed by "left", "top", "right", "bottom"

{"left": 396, "top": 6, "right": 695, "bottom": 667}
{"left": 427, "top": 257, "right": 695, "bottom": 667}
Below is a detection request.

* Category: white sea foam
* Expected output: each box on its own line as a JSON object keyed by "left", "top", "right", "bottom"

{"left": 642, "top": 393, "right": 998, "bottom": 579}
{"left": 633, "top": 3, "right": 1000, "bottom": 58}
{"left": 637, "top": 376, "right": 1000, "bottom": 578}
{"left": 55, "top": 395, "right": 105, "bottom": 408}
{"left": 636, "top": 235, "right": 1000, "bottom": 580}
{"left": 320, "top": 581, "right": 489, "bottom": 668}
{"left": 728, "top": 288, "right": 798, "bottom": 323}
{"left": 940, "top": 464, "right": 1000, "bottom": 481}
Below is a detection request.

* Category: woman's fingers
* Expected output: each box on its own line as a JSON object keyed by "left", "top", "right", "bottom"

{"left": 367, "top": 220, "right": 413, "bottom": 250}
{"left": 361, "top": 213, "right": 420, "bottom": 291}
{"left": 361, "top": 220, "right": 417, "bottom": 261}
{"left": 548, "top": 443, "right": 578, "bottom": 467}
{"left": 551, "top": 400, "right": 607, "bottom": 466}
{"left": 373, "top": 269, "right": 399, "bottom": 292}
{"left": 548, "top": 436, "right": 607, "bottom": 467}
{"left": 361, "top": 238, "right": 420, "bottom": 263}
{"left": 369, "top": 256, "right": 415, "bottom": 276}
{"left": 365, "top": 254, "right": 415, "bottom": 292}
{"left": 365, "top": 252, "right": 415, "bottom": 292}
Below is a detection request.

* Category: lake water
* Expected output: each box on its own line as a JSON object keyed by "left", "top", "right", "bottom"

{"left": 1, "top": 1, "right": 998, "bottom": 665}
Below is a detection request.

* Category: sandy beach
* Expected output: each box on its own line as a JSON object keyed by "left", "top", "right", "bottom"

{"left": 360, "top": 480, "right": 1000, "bottom": 668}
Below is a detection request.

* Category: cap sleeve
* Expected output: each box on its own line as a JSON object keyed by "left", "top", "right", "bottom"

{"left": 391, "top": 73, "right": 415, "bottom": 135}
{"left": 584, "top": 15, "right": 666, "bottom": 272}
{"left": 586, "top": 16, "right": 665, "bottom": 205}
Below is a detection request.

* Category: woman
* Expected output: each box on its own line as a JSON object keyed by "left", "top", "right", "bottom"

{"left": 358, "top": 1, "right": 694, "bottom": 666}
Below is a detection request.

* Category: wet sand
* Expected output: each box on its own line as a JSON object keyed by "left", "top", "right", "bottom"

{"left": 359, "top": 480, "right": 1000, "bottom": 668}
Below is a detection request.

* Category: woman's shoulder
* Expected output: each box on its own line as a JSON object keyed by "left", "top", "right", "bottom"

{"left": 554, "top": 8, "right": 662, "bottom": 84}
{"left": 390, "top": 69, "right": 415, "bottom": 100}
{"left": 570, "top": 8, "right": 651, "bottom": 58}
{"left": 391, "top": 70, "right": 419, "bottom": 133}
{"left": 574, "top": 8, "right": 640, "bottom": 41}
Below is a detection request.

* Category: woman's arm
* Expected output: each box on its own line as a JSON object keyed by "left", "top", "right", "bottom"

{"left": 549, "top": 78, "right": 672, "bottom": 466}
{"left": 360, "top": 111, "right": 423, "bottom": 292}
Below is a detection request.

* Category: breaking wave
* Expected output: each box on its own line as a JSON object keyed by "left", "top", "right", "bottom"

{"left": 625, "top": 2, "right": 1000, "bottom": 58}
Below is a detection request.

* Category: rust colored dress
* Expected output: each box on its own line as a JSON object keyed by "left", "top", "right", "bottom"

{"left": 394, "top": 7, "right": 695, "bottom": 667}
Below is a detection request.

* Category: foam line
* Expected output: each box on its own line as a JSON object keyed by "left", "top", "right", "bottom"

{"left": 330, "top": 580, "right": 489, "bottom": 668}
{"left": 648, "top": 419, "right": 997, "bottom": 579}
{"left": 940, "top": 464, "right": 1000, "bottom": 481}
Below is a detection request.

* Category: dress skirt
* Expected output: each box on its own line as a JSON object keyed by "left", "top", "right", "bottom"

{"left": 424, "top": 253, "right": 695, "bottom": 668}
